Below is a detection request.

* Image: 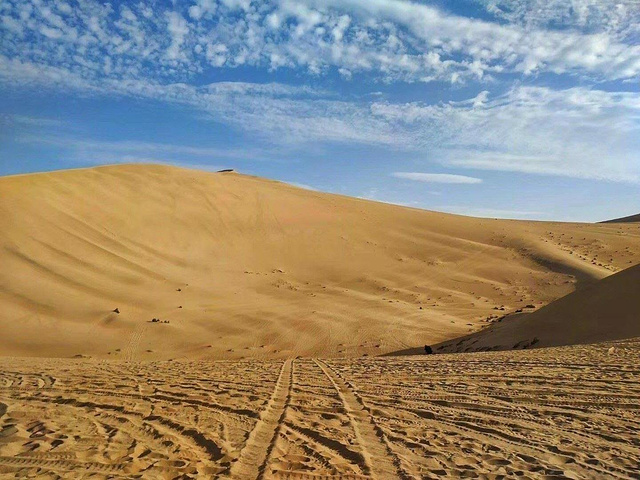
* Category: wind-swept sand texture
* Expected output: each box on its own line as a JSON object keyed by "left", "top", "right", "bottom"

{"left": 1, "top": 338, "right": 639, "bottom": 479}
{"left": 395, "top": 263, "right": 640, "bottom": 355}
{"left": 1, "top": 164, "right": 639, "bottom": 359}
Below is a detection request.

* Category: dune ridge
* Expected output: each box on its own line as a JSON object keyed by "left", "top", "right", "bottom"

{"left": 1, "top": 164, "right": 639, "bottom": 359}
{"left": 602, "top": 212, "right": 640, "bottom": 223}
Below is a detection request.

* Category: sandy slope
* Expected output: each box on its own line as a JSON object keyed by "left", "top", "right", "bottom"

{"left": 602, "top": 212, "right": 640, "bottom": 223}
{"left": 1, "top": 164, "right": 639, "bottom": 359}
{"left": 1, "top": 338, "right": 639, "bottom": 479}
{"left": 432, "top": 263, "right": 640, "bottom": 354}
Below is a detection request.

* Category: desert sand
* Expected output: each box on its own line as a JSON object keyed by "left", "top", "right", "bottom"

{"left": 1, "top": 164, "right": 639, "bottom": 360}
{"left": 1, "top": 164, "right": 640, "bottom": 479}
{"left": 1, "top": 338, "right": 639, "bottom": 479}
{"left": 395, "top": 262, "right": 640, "bottom": 355}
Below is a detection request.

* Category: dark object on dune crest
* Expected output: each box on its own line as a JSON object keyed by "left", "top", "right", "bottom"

{"left": 217, "top": 169, "right": 235, "bottom": 173}
{"left": 112, "top": 308, "right": 120, "bottom": 314}
{"left": 424, "top": 345, "right": 433, "bottom": 354}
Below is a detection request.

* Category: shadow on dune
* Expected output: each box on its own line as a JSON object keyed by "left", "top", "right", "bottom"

{"left": 383, "top": 263, "right": 640, "bottom": 356}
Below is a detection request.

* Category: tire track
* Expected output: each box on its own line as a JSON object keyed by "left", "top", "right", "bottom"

{"left": 0, "top": 455, "right": 127, "bottom": 474}
{"left": 16, "top": 394, "right": 225, "bottom": 467}
{"left": 284, "top": 423, "right": 366, "bottom": 473}
{"left": 228, "top": 359, "right": 293, "bottom": 480}
{"left": 313, "top": 360, "right": 407, "bottom": 480}
{"left": 124, "top": 322, "right": 147, "bottom": 362}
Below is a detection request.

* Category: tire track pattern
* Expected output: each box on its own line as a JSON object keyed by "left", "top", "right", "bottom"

{"left": 228, "top": 359, "right": 293, "bottom": 479}
{"left": 0, "top": 339, "right": 639, "bottom": 479}
{"left": 314, "top": 359, "right": 406, "bottom": 480}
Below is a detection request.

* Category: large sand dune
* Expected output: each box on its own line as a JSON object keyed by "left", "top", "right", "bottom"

{"left": 1, "top": 164, "right": 639, "bottom": 359}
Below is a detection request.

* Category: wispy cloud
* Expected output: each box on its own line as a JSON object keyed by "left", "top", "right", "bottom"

{"left": 374, "top": 87, "right": 640, "bottom": 183}
{"left": 10, "top": 81, "right": 640, "bottom": 183}
{"left": 17, "top": 135, "right": 267, "bottom": 171}
{"left": 436, "top": 205, "right": 546, "bottom": 219}
{"left": 392, "top": 172, "right": 483, "bottom": 184}
{"left": 0, "top": 113, "right": 62, "bottom": 127}
{"left": 475, "top": 0, "right": 640, "bottom": 42}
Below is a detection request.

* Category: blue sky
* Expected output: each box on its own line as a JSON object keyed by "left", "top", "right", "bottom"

{"left": 1, "top": 0, "right": 639, "bottom": 221}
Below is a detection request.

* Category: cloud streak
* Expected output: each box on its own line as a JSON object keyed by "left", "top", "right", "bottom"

{"left": 392, "top": 172, "right": 483, "bottom": 184}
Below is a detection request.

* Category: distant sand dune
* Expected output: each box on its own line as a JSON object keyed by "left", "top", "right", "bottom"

{"left": 601, "top": 212, "right": 640, "bottom": 223}
{"left": 1, "top": 164, "right": 639, "bottom": 359}
{"left": 429, "top": 262, "right": 640, "bottom": 354}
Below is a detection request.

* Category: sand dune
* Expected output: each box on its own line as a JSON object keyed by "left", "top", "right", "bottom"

{"left": 1, "top": 164, "right": 639, "bottom": 479}
{"left": 1, "top": 338, "right": 639, "bottom": 478}
{"left": 602, "top": 212, "right": 640, "bottom": 223}
{"left": 431, "top": 263, "right": 640, "bottom": 354}
{"left": 1, "top": 164, "right": 639, "bottom": 359}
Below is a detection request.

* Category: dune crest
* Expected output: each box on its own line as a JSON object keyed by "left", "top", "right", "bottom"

{"left": 1, "top": 164, "right": 639, "bottom": 359}
{"left": 602, "top": 212, "right": 640, "bottom": 223}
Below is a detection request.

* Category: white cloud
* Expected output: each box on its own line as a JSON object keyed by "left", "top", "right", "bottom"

{"left": 165, "top": 12, "right": 189, "bottom": 60}
{"left": 476, "top": 0, "right": 640, "bottom": 41}
{"left": 392, "top": 172, "right": 483, "bottom": 184}
{"left": 39, "top": 25, "right": 63, "bottom": 39}
{"left": 297, "top": 0, "right": 640, "bottom": 80}
{"left": 0, "top": 0, "right": 639, "bottom": 87}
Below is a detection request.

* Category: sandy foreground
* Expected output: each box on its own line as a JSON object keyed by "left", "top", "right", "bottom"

{"left": 0, "top": 338, "right": 639, "bottom": 479}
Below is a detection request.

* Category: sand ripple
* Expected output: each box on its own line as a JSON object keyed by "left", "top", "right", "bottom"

{"left": 1, "top": 339, "right": 639, "bottom": 479}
